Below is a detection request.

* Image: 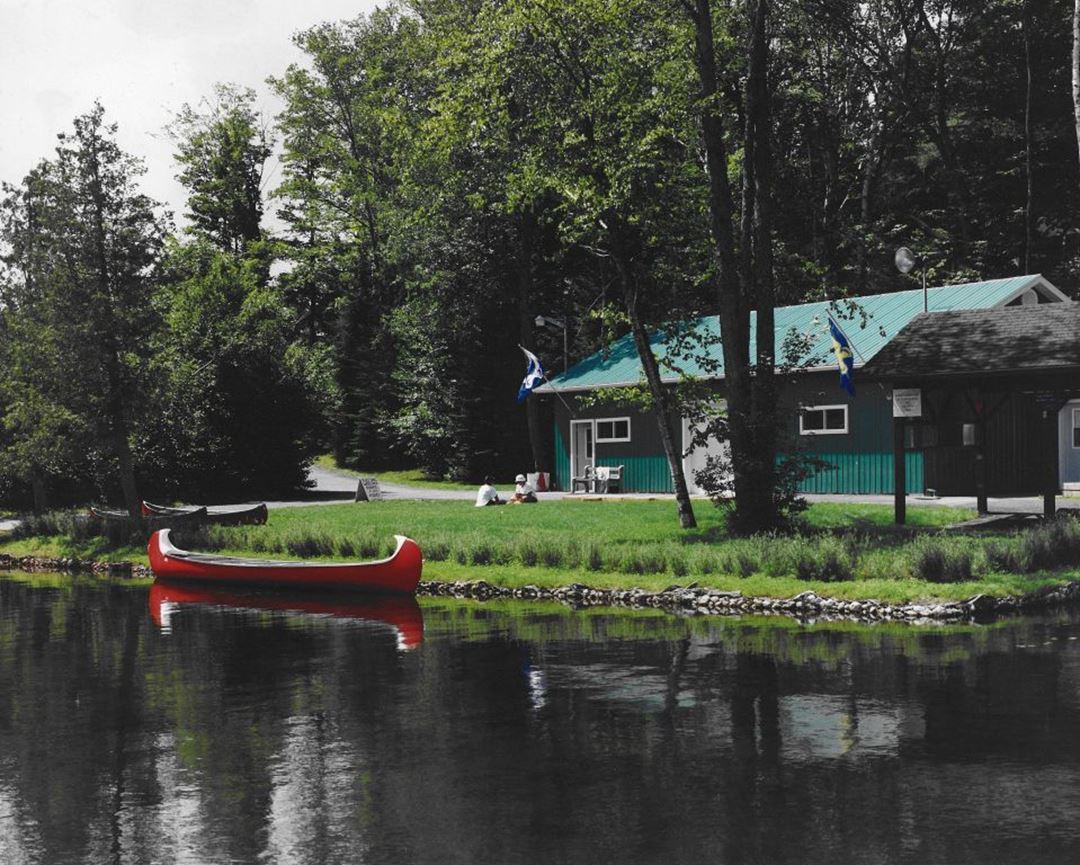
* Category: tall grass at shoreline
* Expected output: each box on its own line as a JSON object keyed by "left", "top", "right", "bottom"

{"left": 8, "top": 500, "right": 1080, "bottom": 597}
{"left": 193, "top": 502, "right": 1080, "bottom": 585}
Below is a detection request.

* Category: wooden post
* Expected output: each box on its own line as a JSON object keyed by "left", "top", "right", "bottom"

{"left": 1044, "top": 407, "right": 1058, "bottom": 518}
{"left": 893, "top": 416, "right": 906, "bottom": 525}
{"left": 975, "top": 406, "right": 988, "bottom": 516}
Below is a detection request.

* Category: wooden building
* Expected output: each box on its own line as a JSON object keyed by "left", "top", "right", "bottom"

{"left": 533, "top": 274, "right": 1072, "bottom": 494}
{"left": 862, "top": 302, "right": 1080, "bottom": 515}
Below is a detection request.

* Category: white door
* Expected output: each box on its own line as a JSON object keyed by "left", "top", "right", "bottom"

{"left": 1061, "top": 402, "right": 1080, "bottom": 486}
{"left": 682, "top": 403, "right": 730, "bottom": 495}
{"left": 571, "top": 420, "right": 594, "bottom": 481}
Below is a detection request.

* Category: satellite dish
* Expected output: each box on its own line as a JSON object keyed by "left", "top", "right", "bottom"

{"left": 894, "top": 247, "right": 917, "bottom": 275}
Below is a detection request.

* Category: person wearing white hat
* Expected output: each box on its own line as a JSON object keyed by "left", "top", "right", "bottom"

{"left": 509, "top": 473, "right": 537, "bottom": 504}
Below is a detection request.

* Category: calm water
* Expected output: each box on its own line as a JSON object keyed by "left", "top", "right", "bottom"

{"left": 2, "top": 575, "right": 1080, "bottom": 864}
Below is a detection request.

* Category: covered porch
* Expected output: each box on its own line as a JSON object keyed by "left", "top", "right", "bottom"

{"left": 862, "top": 303, "right": 1080, "bottom": 523}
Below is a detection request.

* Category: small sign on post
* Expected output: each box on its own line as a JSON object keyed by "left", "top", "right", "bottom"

{"left": 892, "top": 388, "right": 923, "bottom": 418}
{"left": 355, "top": 477, "right": 383, "bottom": 502}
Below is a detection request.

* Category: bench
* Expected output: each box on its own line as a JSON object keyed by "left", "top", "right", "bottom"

{"left": 594, "top": 465, "right": 624, "bottom": 494}
{"left": 571, "top": 464, "right": 624, "bottom": 494}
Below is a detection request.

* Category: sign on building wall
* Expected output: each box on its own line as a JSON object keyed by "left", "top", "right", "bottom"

{"left": 892, "top": 388, "right": 923, "bottom": 418}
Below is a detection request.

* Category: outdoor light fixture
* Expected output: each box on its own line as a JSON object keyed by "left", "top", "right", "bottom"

{"left": 895, "top": 246, "right": 928, "bottom": 312}
{"left": 534, "top": 314, "right": 568, "bottom": 373}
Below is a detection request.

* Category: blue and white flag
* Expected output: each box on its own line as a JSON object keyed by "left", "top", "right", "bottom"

{"left": 517, "top": 347, "right": 545, "bottom": 403}
{"left": 827, "top": 313, "right": 856, "bottom": 396}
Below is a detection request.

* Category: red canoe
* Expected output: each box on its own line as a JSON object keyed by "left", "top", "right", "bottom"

{"left": 148, "top": 580, "right": 424, "bottom": 649}
{"left": 147, "top": 529, "right": 423, "bottom": 594}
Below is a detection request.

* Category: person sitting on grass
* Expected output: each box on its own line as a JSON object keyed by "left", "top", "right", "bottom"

{"left": 508, "top": 473, "right": 538, "bottom": 504}
{"left": 475, "top": 476, "right": 505, "bottom": 507}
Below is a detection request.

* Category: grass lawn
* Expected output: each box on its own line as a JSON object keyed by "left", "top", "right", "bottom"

{"left": 8, "top": 497, "right": 1077, "bottom": 605}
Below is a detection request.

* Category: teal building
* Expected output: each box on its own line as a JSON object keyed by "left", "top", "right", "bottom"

{"left": 534, "top": 275, "right": 1071, "bottom": 494}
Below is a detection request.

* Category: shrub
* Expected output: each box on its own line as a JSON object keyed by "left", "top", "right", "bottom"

{"left": 518, "top": 541, "right": 539, "bottom": 567}
{"left": 1020, "top": 517, "right": 1080, "bottom": 572}
{"left": 424, "top": 541, "right": 450, "bottom": 562}
{"left": 908, "top": 536, "right": 975, "bottom": 583}
{"left": 984, "top": 539, "right": 1024, "bottom": 573}
{"left": 470, "top": 543, "right": 494, "bottom": 566}
{"left": 793, "top": 536, "right": 855, "bottom": 583}
{"left": 540, "top": 542, "right": 563, "bottom": 568}
{"left": 618, "top": 550, "right": 646, "bottom": 575}
{"left": 358, "top": 536, "right": 381, "bottom": 558}
{"left": 285, "top": 533, "right": 334, "bottom": 558}
{"left": 670, "top": 552, "right": 689, "bottom": 578}
{"left": 717, "top": 545, "right": 758, "bottom": 578}
{"left": 173, "top": 525, "right": 215, "bottom": 552}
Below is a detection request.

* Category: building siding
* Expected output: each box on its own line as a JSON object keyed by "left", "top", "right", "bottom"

{"left": 783, "top": 372, "right": 925, "bottom": 494}
{"left": 549, "top": 370, "right": 925, "bottom": 494}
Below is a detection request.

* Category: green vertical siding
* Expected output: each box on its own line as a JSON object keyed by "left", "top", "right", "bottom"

{"left": 596, "top": 456, "right": 674, "bottom": 493}
{"left": 551, "top": 371, "right": 925, "bottom": 494}
{"left": 796, "top": 450, "right": 924, "bottom": 495}
{"left": 554, "top": 424, "right": 569, "bottom": 491}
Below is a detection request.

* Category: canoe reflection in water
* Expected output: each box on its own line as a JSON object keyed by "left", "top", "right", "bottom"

{"left": 148, "top": 580, "right": 425, "bottom": 650}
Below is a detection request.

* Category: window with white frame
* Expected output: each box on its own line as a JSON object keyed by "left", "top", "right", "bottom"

{"left": 799, "top": 405, "right": 848, "bottom": 436}
{"left": 1073, "top": 408, "right": 1080, "bottom": 449}
{"left": 595, "top": 417, "right": 631, "bottom": 443}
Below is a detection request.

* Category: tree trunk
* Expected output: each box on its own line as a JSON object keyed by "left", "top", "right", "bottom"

{"left": 858, "top": 116, "right": 881, "bottom": 294}
{"left": 611, "top": 237, "right": 696, "bottom": 529}
{"left": 688, "top": 0, "right": 753, "bottom": 519}
{"left": 744, "top": 0, "right": 779, "bottom": 534}
{"left": 1073, "top": 0, "right": 1080, "bottom": 169}
{"left": 689, "top": 0, "right": 781, "bottom": 535}
{"left": 1023, "top": 0, "right": 1034, "bottom": 273}
{"left": 919, "top": 4, "right": 973, "bottom": 252}
{"left": 31, "top": 472, "right": 48, "bottom": 515}
{"left": 627, "top": 312, "right": 697, "bottom": 529}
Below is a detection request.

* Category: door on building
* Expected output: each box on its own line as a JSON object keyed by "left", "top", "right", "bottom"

{"left": 682, "top": 402, "right": 729, "bottom": 496}
{"left": 571, "top": 420, "right": 594, "bottom": 482}
{"left": 1060, "top": 401, "right": 1080, "bottom": 488}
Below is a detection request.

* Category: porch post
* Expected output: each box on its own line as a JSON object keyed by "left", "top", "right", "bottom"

{"left": 1043, "top": 406, "right": 1058, "bottom": 518}
{"left": 893, "top": 416, "right": 906, "bottom": 525}
{"left": 974, "top": 395, "right": 988, "bottom": 516}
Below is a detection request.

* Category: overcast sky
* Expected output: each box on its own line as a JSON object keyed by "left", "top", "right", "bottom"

{"left": 0, "top": 0, "right": 379, "bottom": 224}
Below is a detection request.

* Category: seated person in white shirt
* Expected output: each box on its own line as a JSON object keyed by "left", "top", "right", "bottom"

{"left": 509, "top": 473, "right": 537, "bottom": 504}
{"left": 475, "top": 476, "right": 505, "bottom": 507}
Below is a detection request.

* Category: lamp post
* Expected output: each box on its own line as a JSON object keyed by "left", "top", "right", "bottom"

{"left": 895, "top": 246, "right": 927, "bottom": 312}
{"left": 534, "top": 314, "right": 568, "bottom": 374}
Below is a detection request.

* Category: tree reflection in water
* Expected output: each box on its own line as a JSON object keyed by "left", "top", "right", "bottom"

{"left": 2, "top": 577, "right": 1080, "bottom": 864}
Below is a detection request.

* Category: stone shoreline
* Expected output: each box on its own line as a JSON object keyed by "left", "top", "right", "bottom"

{"left": 4, "top": 552, "right": 1079, "bottom": 623}
{"left": 417, "top": 579, "right": 1080, "bottom": 622}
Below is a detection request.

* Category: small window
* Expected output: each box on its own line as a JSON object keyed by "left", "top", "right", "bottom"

{"left": 799, "top": 405, "right": 848, "bottom": 436}
{"left": 1073, "top": 409, "right": 1080, "bottom": 449}
{"left": 962, "top": 423, "right": 976, "bottom": 447}
{"left": 595, "top": 417, "right": 631, "bottom": 443}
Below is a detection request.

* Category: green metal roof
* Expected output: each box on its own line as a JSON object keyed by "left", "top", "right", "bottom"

{"left": 537, "top": 274, "right": 1062, "bottom": 393}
